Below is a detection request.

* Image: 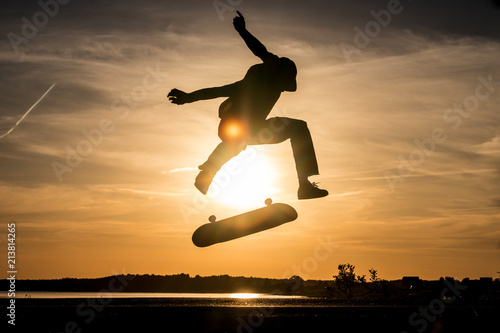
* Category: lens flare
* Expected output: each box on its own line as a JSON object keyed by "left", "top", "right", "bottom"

{"left": 219, "top": 118, "right": 248, "bottom": 142}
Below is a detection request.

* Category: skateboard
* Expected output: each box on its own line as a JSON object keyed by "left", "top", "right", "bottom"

{"left": 192, "top": 198, "right": 298, "bottom": 247}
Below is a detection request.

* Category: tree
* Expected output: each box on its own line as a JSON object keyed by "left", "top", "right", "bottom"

{"left": 284, "top": 275, "right": 304, "bottom": 293}
{"left": 333, "top": 263, "right": 366, "bottom": 299}
{"left": 369, "top": 268, "right": 379, "bottom": 283}
{"left": 368, "top": 268, "right": 381, "bottom": 295}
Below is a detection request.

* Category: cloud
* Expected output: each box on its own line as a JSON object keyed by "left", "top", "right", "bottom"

{"left": 1, "top": 0, "right": 499, "bottom": 279}
{"left": 476, "top": 135, "right": 500, "bottom": 156}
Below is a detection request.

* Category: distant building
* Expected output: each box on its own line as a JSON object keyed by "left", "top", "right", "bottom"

{"left": 480, "top": 277, "right": 492, "bottom": 283}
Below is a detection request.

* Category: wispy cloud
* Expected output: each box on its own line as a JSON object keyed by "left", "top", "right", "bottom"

{"left": 114, "top": 187, "right": 184, "bottom": 197}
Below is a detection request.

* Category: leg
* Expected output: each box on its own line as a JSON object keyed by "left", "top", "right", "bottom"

{"left": 249, "top": 117, "right": 319, "bottom": 178}
{"left": 195, "top": 118, "right": 248, "bottom": 194}
{"left": 248, "top": 117, "right": 328, "bottom": 199}
{"left": 198, "top": 140, "right": 247, "bottom": 173}
{"left": 195, "top": 141, "right": 246, "bottom": 194}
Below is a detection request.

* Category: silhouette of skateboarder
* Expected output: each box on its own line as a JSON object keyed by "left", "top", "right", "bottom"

{"left": 168, "top": 11, "right": 328, "bottom": 200}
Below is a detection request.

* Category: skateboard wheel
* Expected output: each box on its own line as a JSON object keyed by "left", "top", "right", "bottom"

{"left": 208, "top": 215, "right": 216, "bottom": 223}
{"left": 264, "top": 198, "right": 272, "bottom": 206}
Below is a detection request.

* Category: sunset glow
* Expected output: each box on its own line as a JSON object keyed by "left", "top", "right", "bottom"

{"left": 0, "top": 0, "right": 499, "bottom": 282}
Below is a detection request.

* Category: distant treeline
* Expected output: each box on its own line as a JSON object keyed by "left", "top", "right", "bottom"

{"left": 8, "top": 274, "right": 323, "bottom": 295}
{"left": 3, "top": 274, "right": 500, "bottom": 303}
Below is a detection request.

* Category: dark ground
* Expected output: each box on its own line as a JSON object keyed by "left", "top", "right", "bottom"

{"left": 3, "top": 298, "right": 498, "bottom": 333}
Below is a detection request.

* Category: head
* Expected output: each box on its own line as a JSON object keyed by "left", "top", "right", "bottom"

{"left": 277, "top": 57, "right": 297, "bottom": 92}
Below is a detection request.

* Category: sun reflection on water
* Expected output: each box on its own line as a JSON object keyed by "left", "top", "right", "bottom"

{"left": 230, "top": 293, "right": 260, "bottom": 299}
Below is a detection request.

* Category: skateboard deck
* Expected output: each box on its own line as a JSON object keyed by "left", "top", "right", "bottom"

{"left": 192, "top": 199, "right": 298, "bottom": 247}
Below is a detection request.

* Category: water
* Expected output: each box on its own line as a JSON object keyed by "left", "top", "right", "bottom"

{"left": 3, "top": 291, "right": 315, "bottom": 309}
{"left": 4, "top": 291, "right": 308, "bottom": 300}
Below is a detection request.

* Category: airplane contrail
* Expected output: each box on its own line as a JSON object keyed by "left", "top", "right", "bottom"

{"left": 168, "top": 167, "right": 199, "bottom": 173}
{"left": 0, "top": 83, "right": 56, "bottom": 140}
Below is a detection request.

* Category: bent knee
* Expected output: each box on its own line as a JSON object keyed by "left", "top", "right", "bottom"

{"left": 297, "top": 119, "right": 308, "bottom": 128}
{"left": 289, "top": 119, "right": 308, "bottom": 132}
{"left": 274, "top": 117, "right": 307, "bottom": 129}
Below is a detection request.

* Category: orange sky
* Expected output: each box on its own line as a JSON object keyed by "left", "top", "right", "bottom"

{"left": 1, "top": 0, "right": 499, "bottom": 281}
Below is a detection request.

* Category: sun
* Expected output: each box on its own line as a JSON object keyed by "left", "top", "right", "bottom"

{"left": 206, "top": 146, "right": 279, "bottom": 209}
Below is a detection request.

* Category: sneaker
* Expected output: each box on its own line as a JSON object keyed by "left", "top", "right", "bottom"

{"left": 194, "top": 170, "right": 216, "bottom": 195}
{"left": 298, "top": 182, "right": 328, "bottom": 200}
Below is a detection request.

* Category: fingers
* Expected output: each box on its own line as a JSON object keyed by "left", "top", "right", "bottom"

{"left": 233, "top": 11, "right": 245, "bottom": 31}
{"left": 167, "top": 88, "right": 179, "bottom": 97}
{"left": 168, "top": 96, "right": 180, "bottom": 104}
{"left": 168, "top": 89, "right": 181, "bottom": 100}
{"left": 168, "top": 97, "right": 181, "bottom": 105}
{"left": 167, "top": 88, "right": 189, "bottom": 105}
{"left": 167, "top": 89, "right": 179, "bottom": 104}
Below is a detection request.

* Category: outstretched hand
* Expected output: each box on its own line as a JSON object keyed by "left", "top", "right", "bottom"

{"left": 233, "top": 11, "right": 245, "bottom": 32}
{"left": 167, "top": 89, "right": 190, "bottom": 105}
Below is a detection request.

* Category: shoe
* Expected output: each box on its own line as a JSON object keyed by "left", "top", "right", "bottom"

{"left": 298, "top": 182, "right": 328, "bottom": 200}
{"left": 194, "top": 170, "right": 216, "bottom": 195}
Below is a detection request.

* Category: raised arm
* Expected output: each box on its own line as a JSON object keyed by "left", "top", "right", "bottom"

{"left": 233, "top": 11, "right": 275, "bottom": 62}
{"left": 168, "top": 81, "right": 240, "bottom": 105}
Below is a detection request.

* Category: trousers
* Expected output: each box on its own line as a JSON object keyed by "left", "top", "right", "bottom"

{"left": 199, "top": 117, "right": 319, "bottom": 179}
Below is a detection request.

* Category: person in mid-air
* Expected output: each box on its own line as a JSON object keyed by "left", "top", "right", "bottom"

{"left": 168, "top": 11, "right": 328, "bottom": 200}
